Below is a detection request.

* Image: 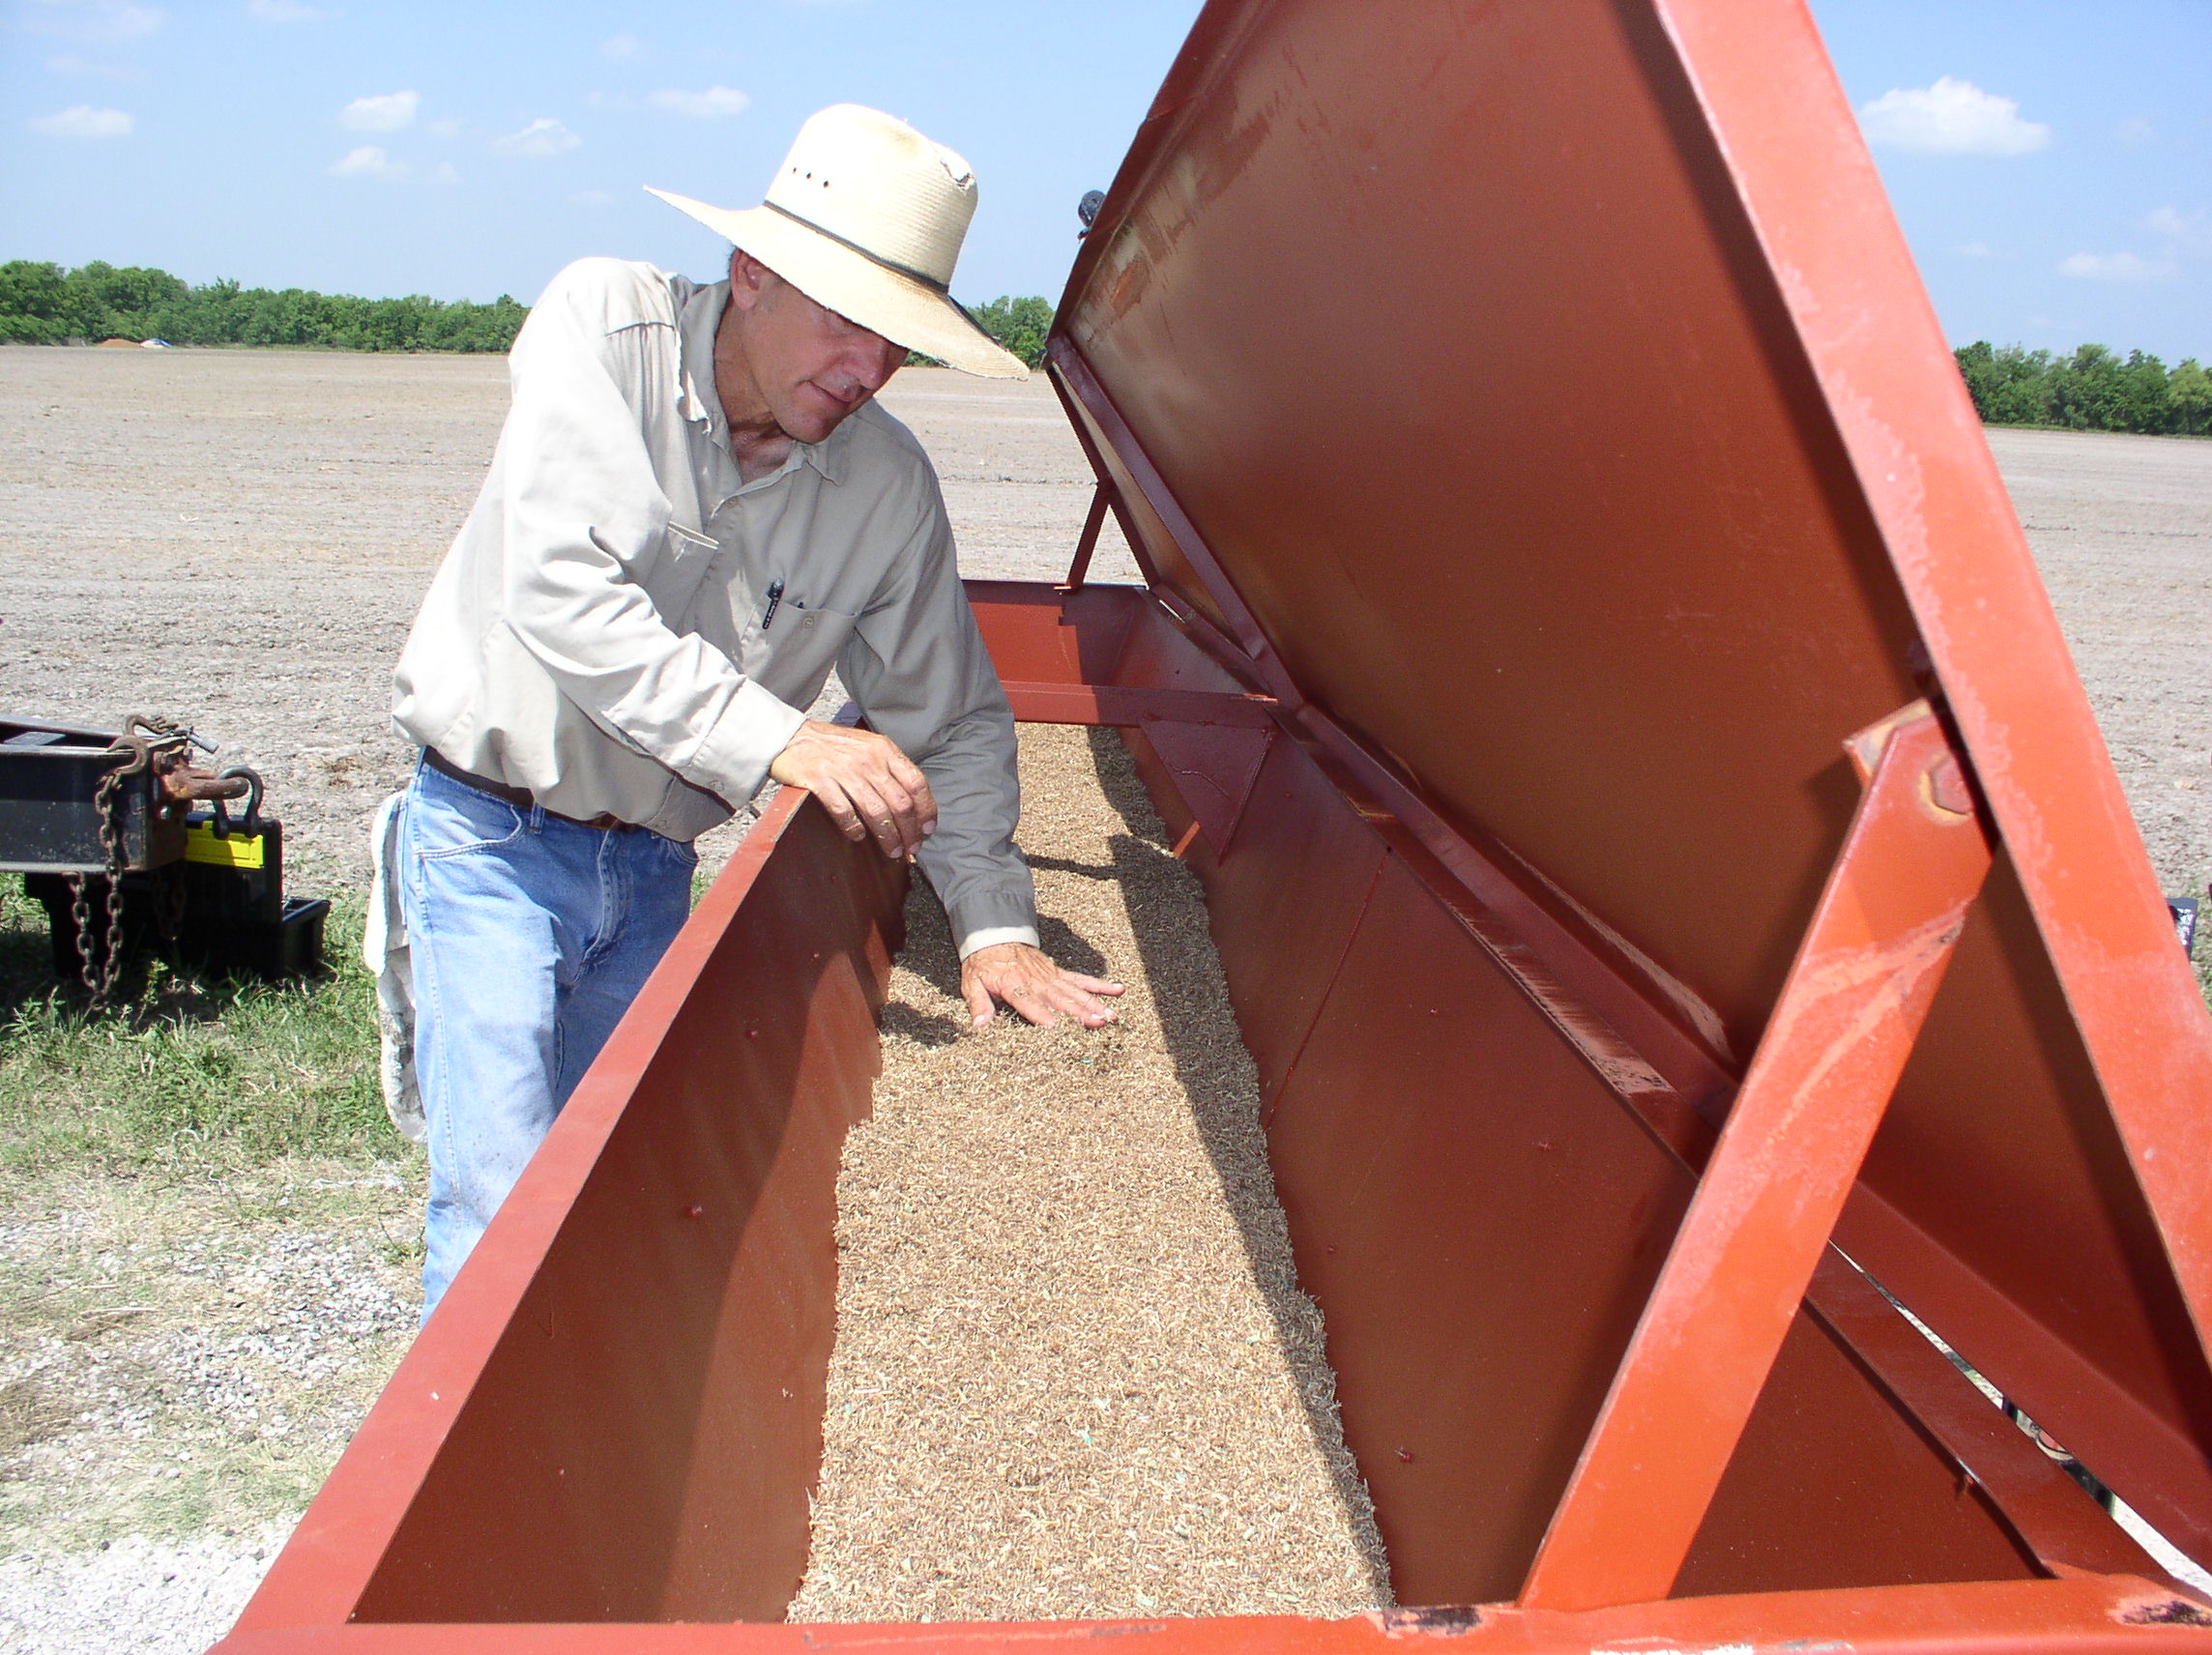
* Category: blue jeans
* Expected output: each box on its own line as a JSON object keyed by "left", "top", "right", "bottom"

{"left": 399, "top": 760, "right": 696, "bottom": 1315}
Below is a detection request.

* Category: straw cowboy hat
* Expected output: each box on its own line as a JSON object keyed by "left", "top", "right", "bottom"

{"left": 649, "top": 104, "right": 1028, "bottom": 381}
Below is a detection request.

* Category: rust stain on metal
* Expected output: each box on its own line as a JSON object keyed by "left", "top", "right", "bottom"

{"left": 1369, "top": 1606, "right": 1483, "bottom": 1638}
{"left": 2123, "top": 1598, "right": 2212, "bottom": 1629}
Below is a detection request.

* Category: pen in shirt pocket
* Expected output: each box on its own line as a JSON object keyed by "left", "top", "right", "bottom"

{"left": 759, "top": 579, "right": 784, "bottom": 630}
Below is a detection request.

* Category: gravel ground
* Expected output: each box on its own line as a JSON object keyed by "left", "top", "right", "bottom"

{"left": 0, "top": 345, "right": 2204, "bottom": 1646}
{"left": 0, "top": 1522, "right": 293, "bottom": 1655}
{"left": 791, "top": 725, "right": 1387, "bottom": 1622}
{"left": 0, "top": 1166, "right": 418, "bottom": 1655}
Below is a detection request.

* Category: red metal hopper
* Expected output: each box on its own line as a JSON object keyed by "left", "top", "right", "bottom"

{"left": 215, "top": 1, "right": 2212, "bottom": 1649}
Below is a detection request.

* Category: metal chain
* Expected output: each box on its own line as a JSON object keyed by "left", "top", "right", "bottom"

{"left": 66, "top": 870, "right": 95, "bottom": 995}
{"left": 66, "top": 717, "right": 195, "bottom": 1009}
{"left": 93, "top": 762, "right": 129, "bottom": 1004}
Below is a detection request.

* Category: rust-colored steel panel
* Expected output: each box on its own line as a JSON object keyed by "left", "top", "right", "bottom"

{"left": 1256, "top": 830, "right": 2038, "bottom": 1607}
{"left": 1658, "top": 1, "right": 2212, "bottom": 1382}
{"left": 1134, "top": 719, "right": 1271, "bottom": 855}
{"left": 1767, "top": 1254, "right": 2164, "bottom": 1585}
{"left": 1261, "top": 843, "right": 1697, "bottom": 1603}
{"left": 1152, "top": 724, "right": 1382, "bottom": 1112}
{"left": 217, "top": 576, "right": 2206, "bottom": 1647}
{"left": 1055, "top": 0, "right": 2212, "bottom": 1583}
{"left": 959, "top": 581, "right": 1143, "bottom": 689}
{"left": 1676, "top": 1307, "right": 2040, "bottom": 1600}
{"left": 232, "top": 789, "right": 905, "bottom": 1632}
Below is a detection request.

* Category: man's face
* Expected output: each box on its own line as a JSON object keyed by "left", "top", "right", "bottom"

{"left": 722, "top": 251, "right": 907, "bottom": 446}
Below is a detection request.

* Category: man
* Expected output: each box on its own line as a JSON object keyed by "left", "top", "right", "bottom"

{"left": 380, "top": 104, "right": 1121, "bottom": 1314}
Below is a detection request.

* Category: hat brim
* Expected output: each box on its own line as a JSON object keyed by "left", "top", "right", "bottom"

{"left": 646, "top": 187, "right": 1029, "bottom": 381}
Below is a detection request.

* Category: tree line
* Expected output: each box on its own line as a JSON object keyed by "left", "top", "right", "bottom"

{"left": 1954, "top": 341, "right": 2209, "bottom": 437}
{"left": 0, "top": 258, "right": 1059, "bottom": 365}
{"left": 0, "top": 259, "right": 530, "bottom": 353}
{"left": 10, "top": 260, "right": 2198, "bottom": 431}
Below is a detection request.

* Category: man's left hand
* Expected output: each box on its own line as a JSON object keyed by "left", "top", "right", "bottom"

{"left": 961, "top": 942, "right": 1124, "bottom": 1030}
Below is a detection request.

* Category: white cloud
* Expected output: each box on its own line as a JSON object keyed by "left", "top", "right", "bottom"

{"left": 1858, "top": 77, "right": 2052, "bottom": 157}
{"left": 2052, "top": 210, "right": 2206, "bottom": 284}
{"left": 341, "top": 91, "right": 418, "bottom": 132}
{"left": 1956, "top": 241, "right": 1994, "bottom": 258}
{"left": 2144, "top": 207, "right": 2211, "bottom": 256}
{"left": 247, "top": 0, "right": 325, "bottom": 19}
{"left": 492, "top": 117, "right": 580, "bottom": 159}
{"left": 2059, "top": 250, "right": 2177, "bottom": 283}
{"left": 424, "top": 116, "right": 462, "bottom": 139}
{"left": 598, "top": 32, "right": 640, "bottom": 59}
{"left": 571, "top": 188, "right": 613, "bottom": 206}
{"left": 19, "top": 0, "right": 160, "bottom": 41}
{"left": 328, "top": 143, "right": 405, "bottom": 180}
{"left": 646, "top": 85, "right": 748, "bottom": 120}
{"left": 27, "top": 102, "right": 132, "bottom": 137}
{"left": 2115, "top": 115, "right": 2156, "bottom": 146}
{"left": 45, "top": 51, "right": 138, "bottom": 76}
{"left": 428, "top": 160, "right": 462, "bottom": 186}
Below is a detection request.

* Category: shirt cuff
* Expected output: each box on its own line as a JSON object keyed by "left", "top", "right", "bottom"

{"left": 956, "top": 923, "right": 1041, "bottom": 962}
{"left": 682, "top": 679, "right": 808, "bottom": 806}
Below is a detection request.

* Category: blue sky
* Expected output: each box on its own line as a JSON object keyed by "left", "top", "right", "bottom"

{"left": 2, "top": 0, "right": 2204, "bottom": 363}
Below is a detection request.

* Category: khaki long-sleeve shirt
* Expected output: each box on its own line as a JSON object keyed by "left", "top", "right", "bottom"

{"left": 391, "top": 257, "right": 1037, "bottom": 956}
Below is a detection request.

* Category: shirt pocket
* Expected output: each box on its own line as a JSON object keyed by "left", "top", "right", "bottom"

{"left": 785, "top": 593, "right": 863, "bottom": 625}
{"left": 747, "top": 591, "right": 863, "bottom": 694}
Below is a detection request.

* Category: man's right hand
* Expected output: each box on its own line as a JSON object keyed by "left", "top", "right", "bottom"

{"left": 769, "top": 720, "right": 939, "bottom": 859}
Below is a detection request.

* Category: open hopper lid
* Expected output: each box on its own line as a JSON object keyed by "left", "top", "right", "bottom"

{"left": 1046, "top": 0, "right": 2212, "bottom": 1582}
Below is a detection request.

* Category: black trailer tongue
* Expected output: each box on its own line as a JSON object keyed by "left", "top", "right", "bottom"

{"left": 1, "top": 713, "right": 328, "bottom": 1002}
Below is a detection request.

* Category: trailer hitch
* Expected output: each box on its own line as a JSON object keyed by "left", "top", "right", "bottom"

{"left": 114, "top": 714, "right": 253, "bottom": 815}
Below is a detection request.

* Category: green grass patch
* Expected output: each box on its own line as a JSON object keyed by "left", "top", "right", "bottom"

{"left": 0, "top": 878, "right": 409, "bottom": 1176}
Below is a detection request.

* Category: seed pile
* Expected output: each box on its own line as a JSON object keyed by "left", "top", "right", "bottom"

{"left": 787, "top": 724, "right": 1390, "bottom": 1623}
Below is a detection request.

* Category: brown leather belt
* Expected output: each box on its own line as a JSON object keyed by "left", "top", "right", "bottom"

{"left": 422, "top": 746, "right": 641, "bottom": 832}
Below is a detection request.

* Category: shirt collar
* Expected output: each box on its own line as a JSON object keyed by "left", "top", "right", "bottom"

{"left": 678, "top": 276, "right": 853, "bottom": 490}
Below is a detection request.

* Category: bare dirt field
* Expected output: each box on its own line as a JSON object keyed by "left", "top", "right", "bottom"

{"left": 0, "top": 346, "right": 2205, "bottom": 1649}
{"left": 1983, "top": 424, "right": 2212, "bottom": 892}
{"left": 0, "top": 351, "right": 1141, "bottom": 896}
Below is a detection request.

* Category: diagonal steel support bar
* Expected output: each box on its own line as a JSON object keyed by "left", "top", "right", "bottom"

{"left": 1058, "top": 482, "right": 1113, "bottom": 593}
{"left": 1519, "top": 701, "right": 1994, "bottom": 1613}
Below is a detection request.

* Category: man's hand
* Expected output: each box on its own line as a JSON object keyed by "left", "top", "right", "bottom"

{"left": 962, "top": 942, "right": 1125, "bottom": 1030}
{"left": 770, "top": 719, "right": 938, "bottom": 859}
